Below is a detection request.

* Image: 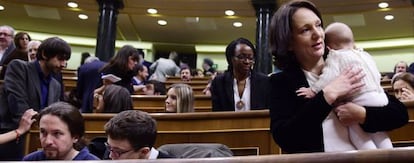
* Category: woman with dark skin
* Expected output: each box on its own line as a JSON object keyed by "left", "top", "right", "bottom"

{"left": 268, "top": 0, "right": 408, "bottom": 153}
{"left": 210, "top": 37, "right": 269, "bottom": 112}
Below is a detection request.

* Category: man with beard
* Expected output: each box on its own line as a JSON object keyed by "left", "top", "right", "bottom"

{"left": 23, "top": 102, "right": 99, "bottom": 160}
{"left": 0, "top": 37, "right": 71, "bottom": 160}
{"left": 180, "top": 66, "right": 192, "bottom": 82}
{"left": 0, "top": 25, "right": 16, "bottom": 65}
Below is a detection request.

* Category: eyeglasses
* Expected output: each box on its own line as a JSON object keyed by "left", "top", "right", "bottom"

{"left": 234, "top": 55, "right": 255, "bottom": 62}
{"left": 0, "top": 32, "right": 12, "bottom": 37}
{"left": 104, "top": 142, "right": 134, "bottom": 158}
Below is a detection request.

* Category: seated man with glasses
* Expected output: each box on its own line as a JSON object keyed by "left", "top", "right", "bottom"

{"left": 104, "top": 110, "right": 174, "bottom": 160}
{"left": 210, "top": 37, "right": 269, "bottom": 112}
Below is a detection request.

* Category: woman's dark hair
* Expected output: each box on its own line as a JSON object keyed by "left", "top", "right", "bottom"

{"left": 146, "top": 80, "right": 166, "bottom": 95}
{"left": 133, "top": 64, "right": 146, "bottom": 75}
{"left": 101, "top": 45, "right": 139, "bottom": 77}
{"left": 102, "top": 85, "right": 133, "bottom": 113}
{"left": 225, "top": 37, "right": 256, "bottom": 72}
{"left": 269, "top": 0, "right": 322, "bottom": 70}
{"left": 409, "top": 62, "right": 414, "bottom": 74}
{"left": 80, "top": 52, "right": 91, "bottom": 65}
{"left": 392, "top": 72, "right": 414, "bottom": 88}
{"left": 14, "top": 32, "right": 31, "bottom": 49}
{"left": 38, "top": 102, "right": 85, "bottom": 151}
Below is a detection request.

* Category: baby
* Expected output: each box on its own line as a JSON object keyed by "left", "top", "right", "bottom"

{"left": 297, "top": 22, "right": 392, "bottom": 150}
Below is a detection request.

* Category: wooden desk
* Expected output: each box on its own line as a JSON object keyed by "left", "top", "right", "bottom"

{"left": 24, "top": 101, "right": 414, "bottom": 156}
{"left": 192, "top": 86, "right": 206, "bottom": 95}
{"left": 383, "top": 85, "right": 394, "bottom": 95}
{"left": 26, "top": 110, "right": 279, "bottom": 156}
{"left": 165, "top": 81, "right": 208, "bottom": 89}
{"left": 62, "top": 76, "right": 77, "bottom": 92}
{"left": 61, "top": 69, "right": 77, "bottom": 78}
{"left": 166, "top": 76, "right": 210, "bottom": 83}
{"left": 381, "top": 79, "right": 392, "bottom": 87}
{"left": 19, "top": 147, "right": 414, "bottom": 162}
{"left": 404, "top": 100, "right": 414, "bottom": 121}
{"left": 131, "top": 95, "right": 212, "bottom": 112}
{"left": 62, "top": 77, "right": 207, "bottom": 94}
{"left": 94, "top": 147, "right": 414, "bottom": 163}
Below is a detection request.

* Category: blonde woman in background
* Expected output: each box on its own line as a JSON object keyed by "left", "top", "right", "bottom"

{"left": 165, "top": 84, "right": 194, "bottom": 113}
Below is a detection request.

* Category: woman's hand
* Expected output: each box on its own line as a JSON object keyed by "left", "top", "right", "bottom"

{"left": 16, "top": 109, "right": 38, "bottom": 134}
{"left": 322, "top": 67, "right": 365, "bottom": 104}
{"left": 399, "top": 87, "right": 414, "bottom": 101}
{"left": 334, "top": 102, "right": 366, "bottom": 126}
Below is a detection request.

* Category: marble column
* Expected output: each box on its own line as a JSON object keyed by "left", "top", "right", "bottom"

{"left": 95, "top": 0, "right": 124, "bottom": 61}
{"left": 251, "top": 0, "right": 276, "bottom": 75}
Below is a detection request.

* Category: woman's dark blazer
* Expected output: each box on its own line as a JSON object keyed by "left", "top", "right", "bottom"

{"left": 210, "top": 70, "right": 269, "bottom": 111}
{"left": 269, "top": 64, "right": 408, "bottom": 153}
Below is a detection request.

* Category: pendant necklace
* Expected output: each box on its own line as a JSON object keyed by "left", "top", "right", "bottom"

{"left": 236, "top": 79, "right": 246, "bottom": 110}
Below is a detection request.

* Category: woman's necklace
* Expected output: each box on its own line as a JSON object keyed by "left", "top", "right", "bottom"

{"left": 236, "top": 79, "right": 246, "bottom": 110}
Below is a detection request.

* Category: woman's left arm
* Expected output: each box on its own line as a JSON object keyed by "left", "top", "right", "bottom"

{"left": 336, "top": 93, "right": 408, "bottom": 132}
{"left": 361, "top": 93, "right": 408, "bottom": 132}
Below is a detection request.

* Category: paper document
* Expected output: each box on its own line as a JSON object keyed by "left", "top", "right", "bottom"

{"left": 101, "top": 74, "right": 121, "bottom": 83}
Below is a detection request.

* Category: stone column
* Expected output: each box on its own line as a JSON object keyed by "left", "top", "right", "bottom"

{"left": 251, "top": 0, "right": 276, "bottom": 75}
{"left": 95, "top": 0, "right": 124, "bottom": 61}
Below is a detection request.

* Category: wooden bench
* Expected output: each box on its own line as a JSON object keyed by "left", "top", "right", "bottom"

{"left": 132, "top": 95, "right": 212, "bottom": 112}
{"left": 62, "top": 76, "right": 77, "bottom": 92}
{"left": 19, "top": 147, "right": 414, "bottom": 162}
{"left": 62, "top": 77, "right": 207, "bottom": 95}
{"left": 405, "top": 100, "right": 414, "bottom": 120}
{"left": 191, "top": 86, "right": 206, "bottom": 95}
{"left": 91, "top": 147, "right": 414, "bottom": 162}
{"left": 26, "top": 101, "right": 414, "bottom": 156}
{"left": 381, "top": 79, "right": 392, "bottom": 87}
{"left": 381, "top": 79, "right": 394, "bottom": 94}
{"left": 165, "top": 81, "right": 209, "bottom": 89}
{"left": 26, "top": 110, "right": 279, "bottom": 156}
{"left": 166, "top": 76, "right": 210, "bottom": 83}
{"left": 61, "top": 69, "right": 77, "bottom": 78}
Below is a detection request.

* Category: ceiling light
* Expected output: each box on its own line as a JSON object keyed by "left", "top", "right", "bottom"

{"left": 78, "top": 14, "right": 88, "bottom": 20}
{"left": 384, "top": 14, "right": 394, "bottom": 20}
{"left": 67, "top": 2, "right": 79, "bottom": 8}
{"left": 233, "top": 22, "right": 242, "bottom": 27}
{"left": 158, "top": 20, "right": 167, "bottom": 26}
{"left": 147, "top": 8, "right": 158, "bottom": 14}
{"left": 225, "top": 10, "right": 235, "bottom": 16}
{"left": 378, "top": 2, "right": 389, "bottom": 9}
{"left": 0, "top": 5, "right": 4, "bottom": 11}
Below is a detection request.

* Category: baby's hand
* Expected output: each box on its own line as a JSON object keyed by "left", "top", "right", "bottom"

{"left": 296, "top": 87, "right": 316, "bottom": 98}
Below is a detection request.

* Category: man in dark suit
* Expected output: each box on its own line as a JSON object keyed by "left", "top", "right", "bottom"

{"left": 77, "top": 56, "right": 106, "bottom": 113}
{"left": 104, "top": 110, "right": 175, "bottom": 159}
{"left": 0, "top": 25, "right": 16, "bottom": 66}
{"left": 0, "top": 37, "right": 71, "bottom": 160}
